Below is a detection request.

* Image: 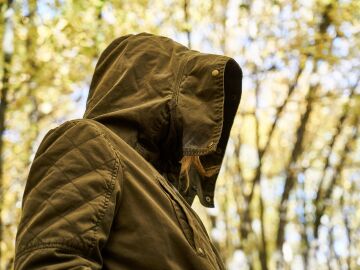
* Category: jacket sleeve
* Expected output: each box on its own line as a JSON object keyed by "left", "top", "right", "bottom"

{"left": 14, "top": 120, "right": 123, "bottom": 270}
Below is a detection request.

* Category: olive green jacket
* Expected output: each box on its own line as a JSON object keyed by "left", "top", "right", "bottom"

{"left": 14, "top": 32, "right": 242, "bottom": 270}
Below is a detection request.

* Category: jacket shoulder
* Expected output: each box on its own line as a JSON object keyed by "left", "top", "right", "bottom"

{"left": 35, "top": 119, "right": 119, "bottom": 160}
{"left": 15, "top": 118, "right": 123, "bottom": 267}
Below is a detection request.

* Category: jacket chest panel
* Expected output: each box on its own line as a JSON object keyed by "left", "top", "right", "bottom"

{"left": 156, "top": 175, "right": 224, "bottom": 270}
{"left": 104, "top": 157, "right": 221, "bottom": 269}
{"left": 97, "top": 133, "right": 225, "bottom": 269}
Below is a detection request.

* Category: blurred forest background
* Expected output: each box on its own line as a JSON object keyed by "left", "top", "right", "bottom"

{"left": 0, "top": 0, "right": 359, "bottom": 269}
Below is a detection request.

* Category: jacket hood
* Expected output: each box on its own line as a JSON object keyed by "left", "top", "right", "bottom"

{"left": 83, "top": 32, "right": 242, "bottom": 208}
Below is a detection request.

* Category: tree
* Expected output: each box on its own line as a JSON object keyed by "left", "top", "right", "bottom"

{"left": 1, "top": 0, "right": 359, "bottom": 269}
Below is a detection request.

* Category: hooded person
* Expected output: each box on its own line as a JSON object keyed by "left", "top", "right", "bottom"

{"left": 14, "top": 32, "right": 242, "bottom": 270}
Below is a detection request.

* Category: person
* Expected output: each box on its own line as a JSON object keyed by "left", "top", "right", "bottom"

{"left": 14, "top": 32, "right": 242, "bottom": 270}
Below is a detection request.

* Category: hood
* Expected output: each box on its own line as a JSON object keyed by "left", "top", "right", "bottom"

{"left": 83, "top": 32, "right": 242, "bottom": 208}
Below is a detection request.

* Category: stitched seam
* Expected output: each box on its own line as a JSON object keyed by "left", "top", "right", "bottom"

{"left": 211, "top": 57, "right": 229, "bottom": 151}
{"left": 171, "top": 54, "right": 189, "bottom": 104}
{"left": 19, "top": 187, "right": 102, "bottom": 248}
{"left": 82, "top": 119, "right": 125, "bottom": 208}
{"left": 201, "top": 60, "right": 230, "bottom": 194}
{"left": 32, "top": 120, "right": 79, "bottom": 160}
{"left": 24, "top": 144, "right": 115, "bottom": 228}
{"left": 182, "top": 56, "right": 229, "bottom": 153}
{"left": 19, "top": 121, "right": 110, "bottom": 247}
{"left": 26, "top": 156, "right": 115, "bottom": 213}
{"left": 79, "top": 119, "right": 125, "bottom": 232}
{"left": 15, "top": 242, "right": 96, "bottom": 263}
{"left": 76, "top": 120, "right": 122, "bottom": 251}
{"left": 157, "top": 177, "right": 197, "bottom": 250}
{"left": 113, "top": 156, "right": 125, "bottom": 216}
{"left": 18, "top": 119, "right": 122, "bottom": 259}
{"left": 89, "top": 157, "right": 119, "bottom": 251}
{"left": 34, "top": 126, "right": 101, "bottom": 164}
{"left": 183, "top": 148, "right": 213, "bottom": 155}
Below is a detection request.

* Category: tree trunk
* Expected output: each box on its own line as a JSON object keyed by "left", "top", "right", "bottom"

{"left": 0, "top": 1, "right": 14, "bottom": 267}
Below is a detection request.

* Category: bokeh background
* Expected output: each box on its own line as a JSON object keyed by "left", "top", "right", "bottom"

{"left": 1, "top": 0, "right": 359, "bottom": 269}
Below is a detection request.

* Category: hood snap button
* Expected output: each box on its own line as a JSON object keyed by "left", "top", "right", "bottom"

{"left": 205, "top": 196, "right": 211, "bottom": 202}
{"left": 211, "top": 69, "right": 219, "bottom": 76}
{"left": 197, "top": 247, "right": 205, "bottom": 256}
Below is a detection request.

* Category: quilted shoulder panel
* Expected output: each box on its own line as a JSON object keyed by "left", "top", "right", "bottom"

{"left": 15, "top": 119, "right": 123, "bottom": 264}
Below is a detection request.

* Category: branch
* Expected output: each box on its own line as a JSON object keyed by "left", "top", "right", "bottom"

{"left": 313, "top": 77, "right": 359, "bottom": 238}
{"left": 313, "top": 114, "right": 359, "bottom": 239}
{"left": 276, "top": 82, "right": 317, "bottom": 251}
{"left": 240, "top": 66, "right": 304, "bottom": 243}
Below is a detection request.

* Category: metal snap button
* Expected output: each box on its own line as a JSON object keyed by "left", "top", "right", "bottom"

{"left": 197, "top": 247, "right": 205, "bottom": 256}
{"left": 211, "top": 69, "right": 219, "bottom": 77}
{"left": 205, "top": 196, "right": 211, "bottom": 203}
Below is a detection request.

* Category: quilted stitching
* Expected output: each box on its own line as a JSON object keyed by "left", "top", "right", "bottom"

{"left": 15, "top": 120, "right": 122, "bottom": 261}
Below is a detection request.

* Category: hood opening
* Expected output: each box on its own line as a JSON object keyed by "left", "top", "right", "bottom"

{"left": 183, "top": 58, "right": 243, "bottom": 207}
{"left": 200, "top": 58, "right": 242, "bottom": 169}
